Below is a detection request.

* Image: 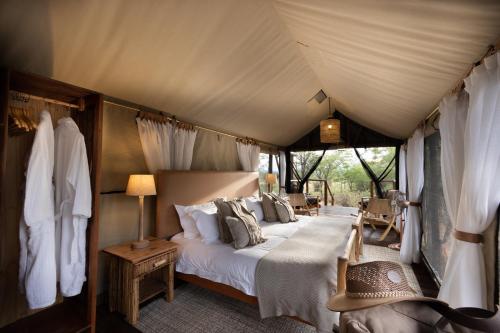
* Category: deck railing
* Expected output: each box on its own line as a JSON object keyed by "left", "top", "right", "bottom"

{"left": 304, "top": 179, "right": 335, "bottom": 206}
{"left": 369, "top": 180, "right": 396, "bottom": 197}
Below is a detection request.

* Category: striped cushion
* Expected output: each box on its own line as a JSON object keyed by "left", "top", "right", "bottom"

{"left": 262, "top": 193, "right": 279, "bottom": 222}
{"left": 214, "top": 198, "right": 247, "bottom": 243}
{"left": 271, "top": 194, "right": 298, "bottom": 223}
{"left": 225, "top": 208, "right": 266, "bottom": 249}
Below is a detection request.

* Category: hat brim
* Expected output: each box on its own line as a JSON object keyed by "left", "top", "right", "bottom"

{"left": 328, "top": 291, "right": 448, "bottom": 312}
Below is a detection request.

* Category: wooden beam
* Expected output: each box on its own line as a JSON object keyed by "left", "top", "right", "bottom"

{"left": 176, "top": 272, "right": 258, "bottom": 305}
{"left": 85, "top": 94, "right": 103, "bottom": 333}
{"left": 0, "top": 69, "right": 9, "bottom": 230}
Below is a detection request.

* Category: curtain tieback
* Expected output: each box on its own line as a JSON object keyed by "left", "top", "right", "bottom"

{"left": 454, "top": 229, "right": 483, "bottom": 244}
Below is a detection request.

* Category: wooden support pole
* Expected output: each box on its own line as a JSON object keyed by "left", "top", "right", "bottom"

{"left": 324, "top": 181, "right": 327, "bottom": 205}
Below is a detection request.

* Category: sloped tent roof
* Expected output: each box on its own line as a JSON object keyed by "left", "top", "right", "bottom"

{"left": 1, "top": 0, "right": 499, "bottom": 146}
{"left": 288, "top": 110, "right": 404, "bottom": 152}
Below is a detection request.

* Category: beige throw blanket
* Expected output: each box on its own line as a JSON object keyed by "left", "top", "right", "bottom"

{"left": 255, "top": 216, "right": 354, "bottom": 333}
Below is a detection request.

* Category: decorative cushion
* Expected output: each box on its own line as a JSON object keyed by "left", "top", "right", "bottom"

{"left": 270, "top": 193, "right": 298, "bottom": 223}
{"left": 225, "top": 215, "right": 266, "bottom": 249}
{"left": 214, "top": 198, "right": 248, "bottom": 243}
{"left": 244, "top": 196, "right": 264, "bottom": 222}
{"left": 261, "top": 193, "right": 279, "bottom": 222}
{"left": 191, "top": 210, "right": 220, "bottom": 244}
{"left": 274, "top": 198, "right": 298, "bottom": 223}
{"left": 224, "top": 217, "right": 250, "bottom": 249}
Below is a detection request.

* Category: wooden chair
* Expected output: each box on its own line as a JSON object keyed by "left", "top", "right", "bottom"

{"left": 287, "top": 193, "right": 319, "bottom": 216}
{"left": 362, "top": 198, "right": 398, "bottom": 241}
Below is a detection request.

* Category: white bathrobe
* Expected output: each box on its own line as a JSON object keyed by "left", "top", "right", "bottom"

{"left": 18, "top": 110, "right": 57, "bottom": 309}
{"left": 54, "top": 117, "right": 92, "bottom": 297}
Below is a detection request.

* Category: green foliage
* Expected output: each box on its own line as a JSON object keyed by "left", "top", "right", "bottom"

{"left": 293, "top": 151, "right": 321, "bottom": 179}
{"left": 292, "top": 147, "right": 396, "bottom": 206}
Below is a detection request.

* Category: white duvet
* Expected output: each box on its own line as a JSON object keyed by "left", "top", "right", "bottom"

{"left": 172, "top": 215, "right": 335, "bottom": 296}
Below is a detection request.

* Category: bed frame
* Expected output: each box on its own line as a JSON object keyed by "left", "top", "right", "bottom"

{"left": 155, "top": 170, "right": 362, "bottom": 320}
{"left": 337, "top": 213, "right": 364, "bottom": 294}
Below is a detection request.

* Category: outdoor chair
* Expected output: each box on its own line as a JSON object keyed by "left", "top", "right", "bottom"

{"left": 287, "top": 193, "right": 319, "bottom": 216}
{"left": 362, "top": 198, "right": 398, "bottom": 241}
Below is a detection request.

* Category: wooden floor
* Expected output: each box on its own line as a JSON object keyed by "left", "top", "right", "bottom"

{"left": 96, "top": 304, "right": 141, "bottom": 333}
{"left": 363, "top": 223, "right": 400, "bottom": 247}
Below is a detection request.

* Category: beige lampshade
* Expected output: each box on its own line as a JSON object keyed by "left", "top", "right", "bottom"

{"left": 265, "top": 173, "right": 277, "bottom": 185}
{"left": 126, "top": 174, "right": 157, "bottom": 196}
{"left": 320, "top": 118, "right": 341, "bottom": 143}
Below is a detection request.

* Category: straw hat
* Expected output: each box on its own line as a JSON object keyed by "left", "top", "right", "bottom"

{"left": 328, "top": 261, "right": 447, "bottom": 312}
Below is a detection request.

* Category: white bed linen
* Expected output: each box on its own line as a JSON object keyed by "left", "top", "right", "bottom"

{"left": 172, "top": 215, "right": 326, "bottom": 296}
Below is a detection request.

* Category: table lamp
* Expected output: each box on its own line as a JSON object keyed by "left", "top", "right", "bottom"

{"left": 265, "top": 173, "right": 277, "bottom": 193}
{"left": 126, "top": 174, "right": 156, "bottom": 249}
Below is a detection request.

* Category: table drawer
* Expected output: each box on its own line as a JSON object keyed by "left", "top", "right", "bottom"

{"left": 134, "top": 251, "right": 176, "bottom": 277}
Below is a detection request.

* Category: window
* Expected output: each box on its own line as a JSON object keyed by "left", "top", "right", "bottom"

{"left": 291, "top": 148, "right": 396, "bottom": 207}
{"left": 421, "top": 132, "right": 453, "bottom": 284}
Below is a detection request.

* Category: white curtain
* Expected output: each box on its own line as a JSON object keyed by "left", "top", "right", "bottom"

{"left": 136, "top": 118, "right": 173, "bottom": 173}
{"left": 397, "top": 145, "right": 407, "bottom": 230}
{"left": 236, "top": 142, "right": 260, "bottom": 171}
{"left": 438, "top": 53, "right": 500, "bottom": 309}
{"left": 279, "top": 151, "right": 286, "bottom": 195}
{"left": 173, "top": 127, "right": 197, "bottom": 170}
{"left": 137, "top": 118, "right": 197, "bottom": 173}
{"left": 400, "top": 128, "right": 424, "bottom": 264}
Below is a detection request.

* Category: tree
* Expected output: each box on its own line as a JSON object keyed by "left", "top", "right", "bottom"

{"left": 357, "top": 147, "right": 396, "bottom": 182}
{"left": 343, "top": 164, "right": 370, "bottom": 191}
{"left": 292, "top": 151, "right": 322, "bottom": 179}
{"left": 291, "top": 147, "right": 396, "bottom": 206}
{"left": 313, "top": 154, "right": 342, "bottom": 182}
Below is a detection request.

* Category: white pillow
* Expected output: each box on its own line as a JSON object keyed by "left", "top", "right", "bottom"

{"left": 192, "top": 210, "right": 220, "bottom": 245}
{"left": 245, "top": 197, "right": 264, "bottom": 222}
{"left": 174, "top": 205, "right": 199, "bottom": 239}
{"left": 174, "top": 202, "right": 217, "bottom": 239}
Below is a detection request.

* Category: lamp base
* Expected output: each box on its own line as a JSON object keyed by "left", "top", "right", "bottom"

{"left": 131, "top": 239, "right": 150, "bottom": 249}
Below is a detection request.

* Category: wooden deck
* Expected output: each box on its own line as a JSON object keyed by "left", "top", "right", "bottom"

{"left": 318, "top": 205, "right": 359, "bottom": 217}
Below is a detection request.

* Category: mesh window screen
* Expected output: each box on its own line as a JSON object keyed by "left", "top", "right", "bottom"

{"left": 422, "top": 132, "right": 453, "bottom": 284}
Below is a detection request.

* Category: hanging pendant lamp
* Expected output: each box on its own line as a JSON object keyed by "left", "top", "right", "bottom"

{"left": 320, "top": 97, "right": 341, "bottom": 143}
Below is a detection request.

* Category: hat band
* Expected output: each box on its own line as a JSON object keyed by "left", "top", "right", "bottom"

{"left": 346, "top": 290, "right": 415, "bottom": 299}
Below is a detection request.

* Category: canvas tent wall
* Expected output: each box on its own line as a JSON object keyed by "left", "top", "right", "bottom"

{"left": 0, "top": 0, "right": 499, "bottom": 322}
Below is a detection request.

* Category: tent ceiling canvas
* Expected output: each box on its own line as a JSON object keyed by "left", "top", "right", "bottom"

{"left": 1, "top": 0, "right": 499, "bottom": 146}
{"left": 273, "top": 0, "right": 500, "bottom": 138}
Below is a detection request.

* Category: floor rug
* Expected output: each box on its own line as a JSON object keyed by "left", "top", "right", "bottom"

{"left": 136, "top": 284, "right": 316, "bottom": 333}
{"left": 136, "top": 245, "right": 421, "bottom": 332}
{"left": 362, "top": 244, "right": 422, "bottom": 295}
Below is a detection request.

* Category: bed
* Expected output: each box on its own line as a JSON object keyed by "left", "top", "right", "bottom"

{"left": 155, "top": 170, "right": 362, "bottom": 332}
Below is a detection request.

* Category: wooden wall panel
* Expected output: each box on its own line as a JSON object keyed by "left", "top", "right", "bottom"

{"left": 0, "top": 134, "right": 32, "bottom": 326}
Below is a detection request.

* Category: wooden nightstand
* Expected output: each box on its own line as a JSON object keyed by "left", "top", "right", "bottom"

{"left": 103, "top": 238, "right": 177, "bottom": 324}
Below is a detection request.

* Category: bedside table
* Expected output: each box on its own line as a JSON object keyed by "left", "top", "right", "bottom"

{"left": 103, "top": 238, "right": 177, "bottom": 324}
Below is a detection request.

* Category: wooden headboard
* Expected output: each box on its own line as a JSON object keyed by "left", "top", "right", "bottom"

{"left": 155, "top": 170, "right": 260, "bottom": 239}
